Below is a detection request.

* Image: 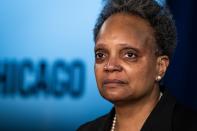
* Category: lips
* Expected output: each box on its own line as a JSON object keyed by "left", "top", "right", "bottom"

{"left": 103, "top": 79, "right": 128, "bottom": 86}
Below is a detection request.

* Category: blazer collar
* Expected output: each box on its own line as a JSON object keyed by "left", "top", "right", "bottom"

{"left": 141, "top": 91, "right": 176, "bottom": 131}
{"left": 103, "top": 91, "right": 176, "bottom": 131}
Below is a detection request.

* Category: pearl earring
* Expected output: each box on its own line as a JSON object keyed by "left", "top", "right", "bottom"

{"left": 156, "top": 76, "right": 162, "bottom": 82}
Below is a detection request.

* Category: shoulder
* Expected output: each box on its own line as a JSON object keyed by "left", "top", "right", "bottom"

{"left": 172, "top": 102, "right": 197, "bottom": 131}
{"left": 76, "top": 113, "right": 112, "bottom": 131}
{"left": 159, "top": 90, "right": 197, "bottom": 131}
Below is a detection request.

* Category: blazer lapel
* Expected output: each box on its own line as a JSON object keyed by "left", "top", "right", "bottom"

{"left": 141, "top": 91, "right": 176, "bottom": 131}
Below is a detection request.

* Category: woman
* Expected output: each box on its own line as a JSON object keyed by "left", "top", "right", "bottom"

{"left": 77, "top": 0, "right": 197, "bottom": 131}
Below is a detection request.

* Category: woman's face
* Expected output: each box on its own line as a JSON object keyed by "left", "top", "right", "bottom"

{"left": 94, "top": 13, "right": 165, "bottom": 104}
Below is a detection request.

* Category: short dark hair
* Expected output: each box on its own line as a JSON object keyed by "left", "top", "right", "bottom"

{"left": 94, "top": 0, "right": 177, "bottom": 60}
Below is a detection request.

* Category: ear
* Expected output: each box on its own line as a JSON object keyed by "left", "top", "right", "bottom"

{"left": 156, "top": 55, "right": 169, "bottom": 81}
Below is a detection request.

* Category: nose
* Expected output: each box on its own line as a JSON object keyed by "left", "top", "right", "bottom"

{"left": 104, "top": 57, "right": 122, "bottom": 72}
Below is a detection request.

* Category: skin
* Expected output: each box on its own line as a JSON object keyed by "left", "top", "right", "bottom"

{"left": 94, "top": 13, "right": 169, "bottom": 131}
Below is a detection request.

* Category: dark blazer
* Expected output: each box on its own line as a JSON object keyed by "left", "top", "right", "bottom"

{"left": 77, "top": 91, "right": 197, "bottom": 131}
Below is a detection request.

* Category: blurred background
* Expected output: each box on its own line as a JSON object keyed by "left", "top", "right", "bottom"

{"left": 0, "top": 0, "right": 196, "bottom": 130}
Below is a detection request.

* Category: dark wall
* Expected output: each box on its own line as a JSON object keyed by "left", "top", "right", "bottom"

{"left": 165, "top": 0, "right": 197, "bottom": 108}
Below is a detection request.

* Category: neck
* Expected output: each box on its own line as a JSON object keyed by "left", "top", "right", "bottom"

{"left": 114, "top": 84, "right": 160, "bottom": 131}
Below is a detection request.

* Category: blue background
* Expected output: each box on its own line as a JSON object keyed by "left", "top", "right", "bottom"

{"left": 0, "top": 0, "right": 111, "bottom": 130}
{"left": 0, "top": 0, "right": 197, "bottom": 131}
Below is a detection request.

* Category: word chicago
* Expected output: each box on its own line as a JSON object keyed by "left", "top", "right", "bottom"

{"left": 0, "top": 59, "right": 86, "bottom": 98}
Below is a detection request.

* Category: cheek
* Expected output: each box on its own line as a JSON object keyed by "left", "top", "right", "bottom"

{"left": 125, "top": 60, "right": 157, "bottom": 87}
{"left": 94, "top": 64, "right": 104, "bottom": 87}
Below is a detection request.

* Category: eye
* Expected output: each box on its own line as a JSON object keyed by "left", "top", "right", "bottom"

{"left": 124, "top": 52, "right": 137, "bottom": 59}
{"left": 95, "top": 51, "right": 106, "bottom": 60}
{"left": 120, "top": 47, "right": 138, "bottom": 61}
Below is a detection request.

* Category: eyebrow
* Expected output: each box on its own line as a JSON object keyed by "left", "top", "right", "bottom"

{"left": 94, "top": 43, "right": 106, "bottom": 51}
{"left": 119, "top": 44, "right": 140, "bottom": 54}
{"left": 94, "top": 43, "right": 141, "bottom": 53}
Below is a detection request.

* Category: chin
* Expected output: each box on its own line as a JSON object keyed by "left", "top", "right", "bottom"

{"left": 101, "top": 91, "right": 143, "bottom": 105}
{"left": 101, "top": 92, "right": 128, "bottom": 103}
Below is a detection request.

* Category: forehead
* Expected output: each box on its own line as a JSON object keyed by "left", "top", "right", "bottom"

{"left": 96, "top": 13, "right": 156, "bottom": 50}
